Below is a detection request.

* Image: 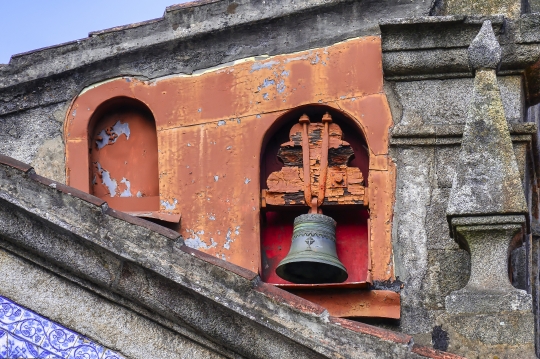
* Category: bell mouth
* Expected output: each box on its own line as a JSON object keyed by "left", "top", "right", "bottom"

{"left": 276, "top": 259, "right": 348, "bottom": 284}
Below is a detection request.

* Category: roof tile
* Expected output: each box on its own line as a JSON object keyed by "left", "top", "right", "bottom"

{"left": 254, "top": 281, "right": 327, "bottom": 316}
{"left": 330, "top": 317, "right": 412, "bottom": 345}
{"left": 0, "top": 155, "right": 33, "bottom": 173}
{"left": 104, "top": 207, "right": 181, "bottom": 241}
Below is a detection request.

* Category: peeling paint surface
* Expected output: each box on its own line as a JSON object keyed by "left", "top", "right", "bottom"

{"left": 95, "top": 162, "right": 117, "bottom": 197}
{"left": 119, "top": 178, "right": 132, "bottom": 197}
{"left": 185, "top": 229, "right": 218, "bottom": 250}
{"left": 161, "top": 198, "right": 178, "bottom": 211}
{"left": 251, "top": 60, "right": 280, "bottom": 72}
{"left": 87, "top": 99, "right": 160, "bottom": 213}
{"left": 65, "top": 37, "right": 394, "bottom": 280}
{"left": 223, "top": 226, "right": 240, "bottom": 250}
{"left": 96, "top": 120, "right": 131, "bottom": 149}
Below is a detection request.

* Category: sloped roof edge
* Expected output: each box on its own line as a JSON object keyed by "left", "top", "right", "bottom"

{"left": 0, "top": 154, "right": 462, "bottom": 359}
{"left": 0, "top": 0, "right": 350, "bottom": 89}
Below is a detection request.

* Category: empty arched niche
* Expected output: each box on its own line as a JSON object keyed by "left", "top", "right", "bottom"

{"left": 260, "top": 105, "right": 370, "bottom": 286}
{"left": 89, "top": 97, "right": 159, "bottom": 213}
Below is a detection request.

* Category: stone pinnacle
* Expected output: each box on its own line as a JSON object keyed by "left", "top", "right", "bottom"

{"left": 468, "top": 20, "right": 502, "bottom": 70}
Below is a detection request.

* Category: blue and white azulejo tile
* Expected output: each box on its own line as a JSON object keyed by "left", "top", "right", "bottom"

{"left": 0, "top": 296, "right": 125, "bottom": 359}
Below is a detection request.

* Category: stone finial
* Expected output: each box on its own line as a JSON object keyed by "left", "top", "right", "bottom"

{"left": 442, "top": 21, "right": 534, "bottom": 357}
{"left": 467, "top": 20, "right": 502, "bottom": 70}
{"left": 447, "top": 23, "right": 525, "bottom": 221}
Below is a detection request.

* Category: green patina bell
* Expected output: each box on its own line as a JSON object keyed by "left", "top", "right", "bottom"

{"left": 276, "top": 213, "right": 348, "bottom": 284}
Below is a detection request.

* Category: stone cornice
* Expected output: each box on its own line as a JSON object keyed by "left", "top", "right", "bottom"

{"left": 390, "top": 122, "right": 537, "bottom": 146}
{"left": 381, "top": 14, "right": 540, "bottom": 81}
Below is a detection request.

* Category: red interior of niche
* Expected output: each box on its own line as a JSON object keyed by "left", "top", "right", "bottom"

{"left": 260, "top": 106, "right": 371, "bottom": 287}
{"left": 89, "top": 97, "right": 160, "bottom": 212}
{"left": 261, "top": 208, "right": 370, "bottom": 285}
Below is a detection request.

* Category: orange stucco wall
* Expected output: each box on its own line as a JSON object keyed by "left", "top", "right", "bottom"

{"left": 64, "top": 36, "right": 395, "bottom": 281}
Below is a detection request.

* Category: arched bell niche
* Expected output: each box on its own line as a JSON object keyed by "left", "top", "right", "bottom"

{"left": 88, "top": 97, "right": 160, "bottom": 213}
{"left": 260, "top": 105, "right": 371, "bottom": 287}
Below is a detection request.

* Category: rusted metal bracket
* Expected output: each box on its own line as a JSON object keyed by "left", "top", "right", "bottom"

{"left": 318, "top": 112, "right": 332, "bottom": 209}
{"left": 299, "top": 114, "right": 313, "bottom": 212}
{"left": 305, "top": 112, "right": 331, "bottom": 214}
{"left": 263, "top": 114, "right": 366, "bottom": 208}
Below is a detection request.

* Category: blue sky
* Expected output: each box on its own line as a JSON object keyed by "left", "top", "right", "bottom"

{"left": 0, "top": 0, "right": 192, "bottom": 64}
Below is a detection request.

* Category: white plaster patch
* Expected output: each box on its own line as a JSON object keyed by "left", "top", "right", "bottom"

{"left": 96, "top": 162, "right": 117, "bottom": 197}
{"left": 223, "top": 226, "right": 240, "bottom": 250}
{"left": 184, "top": 229, "right": 217, "bottom": 250}
{"left": 161, "top": 198, "right": 178, "bottom": 210}
{"left": 96, "top": 120, "right": 131, "bottom": 150}
{"left": 119, "top": 178, "right": 132, "bottom": 197}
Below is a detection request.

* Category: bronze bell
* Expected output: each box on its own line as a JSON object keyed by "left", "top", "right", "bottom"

{"left": 276, "top": 213, "right": 348, "bottom": 284}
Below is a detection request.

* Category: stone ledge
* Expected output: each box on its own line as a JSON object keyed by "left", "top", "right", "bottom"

{"left": 446, "top": 289, "right": 532, "bottom": 313}
{"left": 380, "top": 14, "right": 540, "bottom": 80}
{"left": 380, "top": 15, "right": 504, "bottom": 52}
{"left": 390, "top": 122, "right": 537, "bottom": 146}
{"left": 437, "top": 311, "right": 535, "bottom": 346}
{"left": 0, "top": 237, "right": 242, "bottom": 359}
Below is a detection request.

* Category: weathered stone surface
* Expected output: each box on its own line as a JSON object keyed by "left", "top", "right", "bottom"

{"left": 380, "top": 16, "right": 503, "bottom": 80}
{"left": 437, "top": 311, "right": 536, "bottom": 358}
{"left": 380, "top": 16, "right": 502, "bottom": 52}
{"left": 426, "top": 188, "right": 461, "bottom": 250}
{"left": 0, "top": 103, "right": 65, "bottom": 167}
{"left": 391, "top": 146, "right": 437, "bottom": 336}
{"left": 389, "top": 76, "right": 524, "bottom": 128}
{"left": 447, "top": 286, "right": 532, "bottom": 314}
{"left": 443, "top": 0, "right": 522, "bottom": 19}
{"left": 392, "top": 147, "right": 434, "bottom": 291}
{"left": 423, "top": 250, "right": 470, "bottom": 311}
{"left": 31, "top": 135, "right": 66, "bottom": 183}
{"left": 447, "top": 69, "right": 527, "bottom": 218}
{"left": 380, "top": 15, "right": 540, "bottom": 80}
{"left": 446, "top": 216, "right": 530, "bottom": 308}
{"left": 438, "top": 25, "right": 535, "bottom": 357}
{"left": 467, "top": 20, "right": 502, "bottom": 70}
{"left": 443, "top": 216, "right": 535, "bottom": 356}
{"left": 435, "top": 147, "right": 460, "bottom": 189}
{"left": 513, "top": 141, "right": 528, "bottom": 181}
{"left": 398, "top": 247, "right": 469, "bottom": 337}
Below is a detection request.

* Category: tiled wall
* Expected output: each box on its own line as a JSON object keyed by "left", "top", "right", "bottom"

{"left": 0, "top": 296, "right": 124, "bottom": 359}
